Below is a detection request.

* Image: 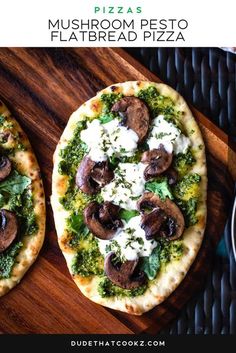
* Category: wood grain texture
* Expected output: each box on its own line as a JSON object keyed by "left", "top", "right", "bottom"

{"left": 0, "top": 48, "right": 234, "bottom": 334}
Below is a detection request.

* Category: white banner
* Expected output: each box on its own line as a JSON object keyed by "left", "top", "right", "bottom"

{"left": 0, "top": 0, "right": 235, "bottom": 47}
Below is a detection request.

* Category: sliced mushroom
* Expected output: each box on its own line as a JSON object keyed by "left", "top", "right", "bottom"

{"left": 141, "top": 145, "right": 173, "bottom": 180}
{"left": 164, "top": 167, "right": 178, "bottom": 185}
{"left": 138, "top": 192, "right": 185, "bottom": 241}
{"left": 0, "top": 156, "right": 12, "bottom": 182}
{"left": 111, "top": 96, "right": 150, "bottom": 142}
{"left": 76, "top": 156, "right": 114, "bottom": 195}
{"left": 84, "top": 201, "right": 123, "bottom": 240}
{"left": 141, "top": 208, "right": 166, "bottom": 240}
{"left": 104, "top": 252, "right": 146, "bottom": 289}
{"left": 0, "top": 209, "right": 18, "bottom": 253}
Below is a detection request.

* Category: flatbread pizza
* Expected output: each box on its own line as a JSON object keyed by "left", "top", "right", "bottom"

{"left": 0, "top": 100, "right": 45, "bottom": 297}
{"left": 51, "top": 81, "right": 207, "bottom": 315}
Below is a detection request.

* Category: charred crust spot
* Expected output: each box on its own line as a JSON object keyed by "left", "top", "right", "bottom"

{"left": 90, "top": 101, "right": 101, "bottom": 112}
{"left": 110, "top": 85, "right": 118, "bottom": 92}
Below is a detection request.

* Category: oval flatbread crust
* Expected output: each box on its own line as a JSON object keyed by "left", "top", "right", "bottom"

{"left": 0, "top": 100, "right": 46, "bottom": 297}
{"left": 51, "top": 81, "right": 207, "bottom": 315}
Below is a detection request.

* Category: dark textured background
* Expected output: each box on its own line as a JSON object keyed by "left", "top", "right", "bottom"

{"left": 127, "top": 47, "right": 236, "bottom": 334}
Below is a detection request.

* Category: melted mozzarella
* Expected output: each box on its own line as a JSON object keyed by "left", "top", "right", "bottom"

{"left": 101, "top": 163, "right": 146, "bottom": 210}
{"left": 98, "top": 216, "right": 157, "bottom": 261}
{"left": 147, "top": 115, "right": 190, "bottom": 154}
{"left": 80, "top": 118, "right": 138, "bottom": 162}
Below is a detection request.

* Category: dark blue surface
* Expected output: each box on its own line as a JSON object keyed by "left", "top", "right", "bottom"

{"left": 127, "top": 48, "right": 236, "bottom": 334}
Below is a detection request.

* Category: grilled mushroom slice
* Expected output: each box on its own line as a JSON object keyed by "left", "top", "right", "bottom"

{"left": 164, "top": 167, "right": 178, "bottom": 185}
{"left": 104, "top": 252, "right": 146, "bottom": 289}
{"left": 0, "top": 156, "right": 12, "bottom": 182}
{"left": 141, "top": 208, "right": 166, "bottom": 240}
{"left": 141, "top": 145, "right": 173, "bottom": 180}
{"left": 111, "top": 96, "right": 150, "bottom": 142}
{"left": 84, "top": 201, "right": 123, "bottom": 240}
{"left": 138, "top": 192, "right": 185, "bottom": 241}
{"left": 0, "top": 209, "right": 18, "bottom": 253}
{"left": 76, "top": 156, "right": 114, "bottom": 195}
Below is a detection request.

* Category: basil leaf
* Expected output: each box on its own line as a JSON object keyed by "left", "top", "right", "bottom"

{"left": 99, "top": 114, "right": 114, "bottom": 124}
{"left": 119, "top": 209, "right": 139, "bottom": 222}
{"left": 67, "top": 213, "right": 89, "bottom": 237}
{"left": 140, "top": 245, "right": 161, "bottom": 280}
{"left": 145, "top": 178, "right": 173, "bottom": 200}
{"left": 0, "top": 170, "right": 31, "bottom": 195}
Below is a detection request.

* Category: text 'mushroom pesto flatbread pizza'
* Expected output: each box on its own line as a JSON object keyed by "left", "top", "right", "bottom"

{"left": 51, "top": 81, "right": 207, "bottom": 315}
{"left": 0, "top": 100, "right": 45, "bottom": 297}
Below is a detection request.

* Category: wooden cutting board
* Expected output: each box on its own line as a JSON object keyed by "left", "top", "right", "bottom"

{"left": 0, "top": 48, "right": 235, "bottom": 334}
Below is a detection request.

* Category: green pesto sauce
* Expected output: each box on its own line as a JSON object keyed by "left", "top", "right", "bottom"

{"left": 173, "top": 173, "right": 201, "bottom": 227}
{"left": 98, "top": 93, "right": 123, "bottom": 124}
{"left": 0, "top": 242, "right": 23, "bottom": 279}
{"left": 98, "top": 277, "right": 147, "bottom": 298}
{"left": 98, "top": 239, "right": 183, "bottom": 298}
{"left": 0, "top": 115, "right": 26, "bottom": 155}
{"left": 71, "top": 236, "right": 104, "bottom": 277}
{"left": 173, "top": 173, "right": 201, "bottom": 200}
{"left": 176, "top": 198, "right": 198, "bottom": 227}
{"left": 137, "top": 86, "right": 182, "bottom": 129}
{"left": 60, "top": 182, "right": 103, "bottom": 212}
{"left": 173, "top": 148, "right": 196, "bottom": 178}
{"left": 159, "top": 239, "right": 183, "bottom": 264}
{"left": 8, "top": 190, "right": 38, "bottom": 236}
{"left": 100, "top": 92, "right": 123, "bottom": 113}
{"left": 58, "top": 120, "right": 88, "bottom": 177}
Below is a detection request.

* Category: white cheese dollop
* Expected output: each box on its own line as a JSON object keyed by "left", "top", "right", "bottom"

{"left": 98, "top": 216, "right": 157, "bottom": 261}
{"left": 101, "top": 163, "right": 146, "bottom": 210}
{"left": 147, "top": 115, "right": 190, "bottom": 154}
{"left": 80, "top": 118, "right": 138, "bottom": 162}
